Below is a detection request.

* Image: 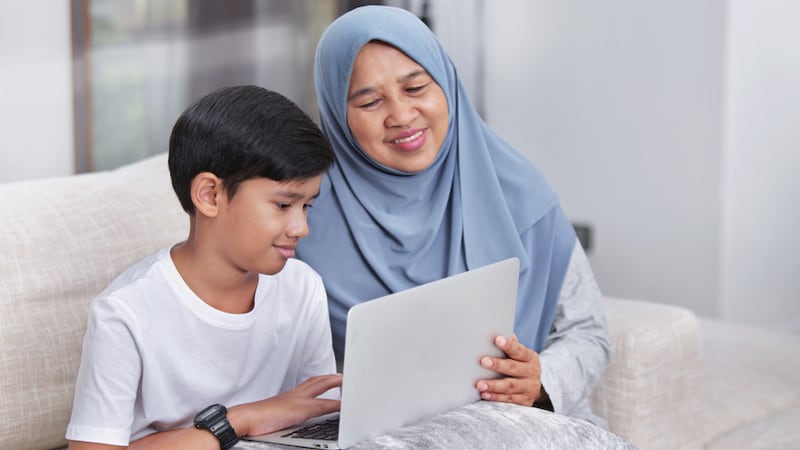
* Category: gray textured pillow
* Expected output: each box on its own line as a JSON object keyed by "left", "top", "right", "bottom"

{"left": 237, "top": 401, "right": 635, "bottom": 449}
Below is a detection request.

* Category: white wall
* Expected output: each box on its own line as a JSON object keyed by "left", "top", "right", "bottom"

{"left": 0, "top": 1, "right": 74, "bottom": 182}
{"left": 722, "top": 0, "right": 800, "bottom": 327}
{"left": 480, "top": 0, "right": 800, "bottom": 327}
{"left": 483, "top": 0, "right": 726, "bottom": 317}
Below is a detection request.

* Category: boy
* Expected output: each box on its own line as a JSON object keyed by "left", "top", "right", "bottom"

{"left": 66, "top": 85, "right": 341, "bottom": 449}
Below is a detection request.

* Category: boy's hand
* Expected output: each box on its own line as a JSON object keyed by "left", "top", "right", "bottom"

{"left": 474, "top": 335, "right": 544, "bottom": 407}
{"left": 230, "top": 373, "right": 343, "bottom": 437}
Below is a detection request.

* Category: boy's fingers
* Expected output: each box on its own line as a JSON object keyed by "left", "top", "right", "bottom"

{"left": 313, "top": 398, "right": 342, "bottom": 415}
{"left": 296, "top": 373, "right": 343, "bottom": 396}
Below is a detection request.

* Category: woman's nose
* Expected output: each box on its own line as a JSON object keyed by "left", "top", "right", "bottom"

{"left": 384, "top": 98, "right": 415, "bottom": 127}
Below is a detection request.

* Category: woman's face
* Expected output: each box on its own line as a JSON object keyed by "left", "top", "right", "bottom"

{"left": 346, "top": 42, "right": 449, "bottom": 173}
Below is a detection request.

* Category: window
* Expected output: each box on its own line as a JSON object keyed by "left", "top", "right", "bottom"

{"left": 71, "top": 0, "right": 338, "bottom": 172}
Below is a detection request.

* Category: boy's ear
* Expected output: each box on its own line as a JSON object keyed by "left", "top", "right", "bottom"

{"left": 191, "top": 172, "right": 223, "bottom": 218}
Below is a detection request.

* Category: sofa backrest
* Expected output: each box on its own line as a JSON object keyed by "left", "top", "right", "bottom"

{"left": 0, "top": 153, "right": 188, "bottom": 450}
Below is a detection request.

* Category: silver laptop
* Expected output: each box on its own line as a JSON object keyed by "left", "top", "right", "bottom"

{"left": 244, "top": 257, "right": 520, "bottom": 449}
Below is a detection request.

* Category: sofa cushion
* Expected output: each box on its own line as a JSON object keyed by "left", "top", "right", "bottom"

{"left": 0, "top": 153, "right": 187, "bottom": 450}
{"left": 237, "top": 401, "right": 636, "bottom": 449}
{"left": 705, "top": 403, "right": 800, "bottom": 450}
{"left": 700, "top": 317, "right": 800, "bottom": 447}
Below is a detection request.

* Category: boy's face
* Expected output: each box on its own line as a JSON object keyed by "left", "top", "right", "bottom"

{"left": 215, "top": 174, "right": 323, "bottom": 276}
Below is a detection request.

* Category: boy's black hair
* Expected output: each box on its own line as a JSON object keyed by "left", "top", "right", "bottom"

{"left": 168, "top": 85, "right": 334, "bottom": 214}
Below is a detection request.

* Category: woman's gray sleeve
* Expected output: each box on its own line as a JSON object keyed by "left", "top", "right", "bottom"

{"left": 538, "top": 240, "right": 611, "bottom": 426}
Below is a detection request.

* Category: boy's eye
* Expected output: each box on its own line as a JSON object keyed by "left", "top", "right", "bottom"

{"left": 277, "top": 202, "right": 312, "bottom": 210}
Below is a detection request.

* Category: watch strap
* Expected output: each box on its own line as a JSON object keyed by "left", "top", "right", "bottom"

{"left": 212, "top": 421, "right": 238, "bottom": 450}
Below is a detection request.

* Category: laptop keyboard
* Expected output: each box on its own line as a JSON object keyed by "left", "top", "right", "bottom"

{"left": 282, "top": 417, "right": 340, "bottom": 440}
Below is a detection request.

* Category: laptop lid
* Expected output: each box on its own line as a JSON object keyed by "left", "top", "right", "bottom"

{"left": 245, "top": 257, "right": 519, "bottom": 449}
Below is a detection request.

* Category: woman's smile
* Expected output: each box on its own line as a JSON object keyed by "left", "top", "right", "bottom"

{"left": 387, "top": 128, "right": 426, "bottom": 151}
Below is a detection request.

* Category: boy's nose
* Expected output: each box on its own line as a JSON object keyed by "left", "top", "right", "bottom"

{"left": 287, "top": 212, "right": 309, "bottom": 239}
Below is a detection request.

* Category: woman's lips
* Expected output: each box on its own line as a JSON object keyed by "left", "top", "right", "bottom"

{"left": 388, "top": 129, "right": 425, "bottom": 151}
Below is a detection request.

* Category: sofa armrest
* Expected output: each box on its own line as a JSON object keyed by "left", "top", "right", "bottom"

{"left": 0, "top": 154, "right": 186, "bottom": 450}
{"left": 591, "top": 297, "right": 704, "bottom": 450}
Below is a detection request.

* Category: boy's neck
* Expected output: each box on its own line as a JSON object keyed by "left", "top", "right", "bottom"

{"left": 170, "top": 241, "right": 257, "bottom": 314}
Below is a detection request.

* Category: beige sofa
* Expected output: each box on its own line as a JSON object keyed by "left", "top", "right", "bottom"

{"left": 2, "top": 153, "right": 798, "bottom": 449}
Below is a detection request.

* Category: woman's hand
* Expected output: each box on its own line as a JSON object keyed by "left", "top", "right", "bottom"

{"left": 475, "top": 335, "right": 544, "bottom": 407}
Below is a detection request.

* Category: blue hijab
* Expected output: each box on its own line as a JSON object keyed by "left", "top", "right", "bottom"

{"left": 297, "top": 5, "right": 575, "bottom": 359}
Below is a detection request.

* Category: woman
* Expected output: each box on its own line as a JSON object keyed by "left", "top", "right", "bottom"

{"left": 297, "top": 5, "right": 610, "bottom": 425}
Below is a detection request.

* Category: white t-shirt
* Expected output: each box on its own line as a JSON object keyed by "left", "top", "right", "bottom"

{"left": 66, "top": 247, "right": 337, "bottom": 446}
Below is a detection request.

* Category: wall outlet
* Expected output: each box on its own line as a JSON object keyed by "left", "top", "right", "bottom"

{"left": 572, "top": 223, "right": 593, "bottom": 253}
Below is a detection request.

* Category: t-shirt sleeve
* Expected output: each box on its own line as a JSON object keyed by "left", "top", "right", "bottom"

{"left": 66, "top": 295, "right": 142, "bottom": 446}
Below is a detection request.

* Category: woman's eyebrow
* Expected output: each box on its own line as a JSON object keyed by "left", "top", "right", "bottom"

{"left": 348, "top": 86, "right": 376, "bottom": 102}
{"left": 398, "top": 69, "right": 428, "bottom": 82}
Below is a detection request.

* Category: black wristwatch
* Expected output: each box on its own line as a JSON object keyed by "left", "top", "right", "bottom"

{"left": 194, "top": 403, "right": 239, "bottom": 449}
